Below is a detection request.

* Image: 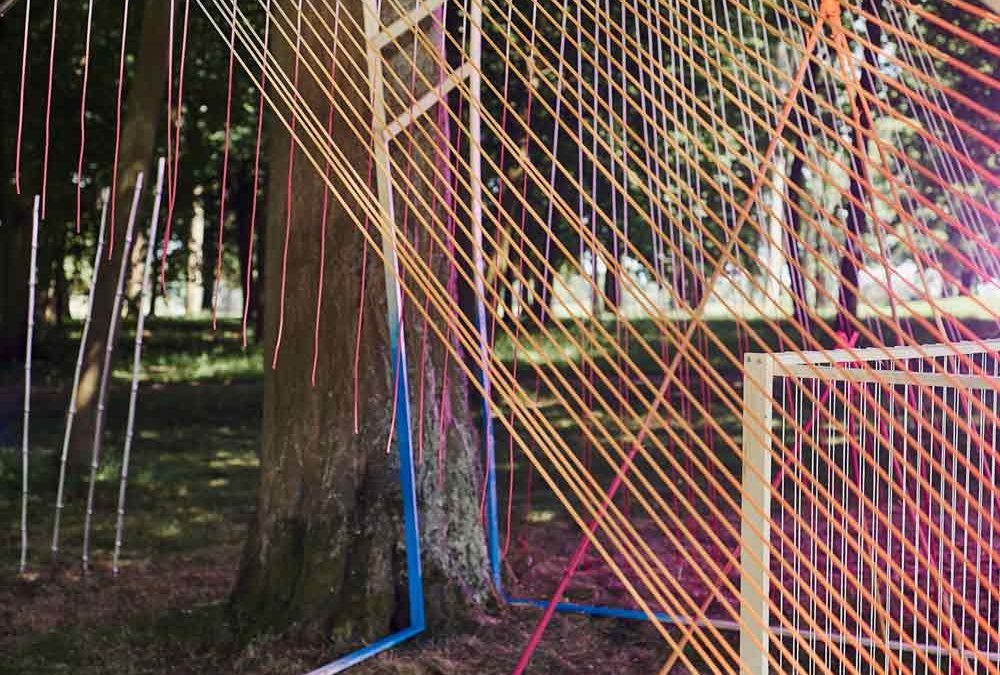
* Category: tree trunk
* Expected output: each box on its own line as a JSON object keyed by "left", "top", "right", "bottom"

{"left": 69, "top": 0, "right": 171, "bottom": 464}
{"left": 232, "top": 0, "right": 489, "bottom": 647}
{"left": 186, "top": 186, "right": 206, "bottom": 315}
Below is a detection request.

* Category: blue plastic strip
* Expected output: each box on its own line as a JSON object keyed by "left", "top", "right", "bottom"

{"left": 477, "top": 336, "right": 502, "bottom": 591}
{"left": 389, "top": 322, "right": 425, "bottom": 628}
{"left": 310, "top": 304, "right": 425, "bottom": 673}
{"left": 304, "top": 626, "right": 424, "bottom": 675}
{"left": 508, "top": 596, "right": 672, "bottom": 623}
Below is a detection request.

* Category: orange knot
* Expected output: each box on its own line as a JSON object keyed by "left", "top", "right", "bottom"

{"left": 819, "top": 0, "right": 840, "bottom": 20}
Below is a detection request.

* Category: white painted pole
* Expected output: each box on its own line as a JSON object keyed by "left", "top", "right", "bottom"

{"left": 81, "top": 172, "right": 144, "bottom": 573}
{"left": 741, "top": 353, "right": 774, "bottom": 675}
{"left": 19, "top": 195, "right": 40, "bottom": 574}
{"left": 51, "top": 187, "right": 110, "bottom": 563}
{"left": 112, "top": 159, "right": 166, "bottom": 575}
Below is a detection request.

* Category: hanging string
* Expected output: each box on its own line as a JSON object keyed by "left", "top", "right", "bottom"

{"left": 311, "top": 0, "right": 343, "bottom": 387}
{"left": 162, "top": 0, "right": 191, "bottom": 287}
{"left": 242, "top": 0, "right": 272, "bottom": 348}
{"left": 271, "top": 0, "right": 304, "bottom": 369}
{"left": 14, "top": 0, "right": 32, "bottom": 196}
{"left": 74, "top": 0, "right": 95, "bottom": 234}
{"left": 107, "top": 0, "right": 132, "bottom": 256}
{"left": 212, "top": 0, "right": 240, "bottom": 329}
{"left": 40, "top": 0, "right": 58, "bottom": 219}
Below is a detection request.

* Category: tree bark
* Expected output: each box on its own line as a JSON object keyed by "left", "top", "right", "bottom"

{"left": 69, "top": 0, "right": 171, "bottom": 463}
{"left": 232, "top": 0, "right": 489, "bottom": 647}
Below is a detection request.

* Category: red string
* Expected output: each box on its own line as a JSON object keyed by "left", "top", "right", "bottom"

{"left": 353, "top": 149, "right": 375, "bottom": 435}
{"left": 162, "top": 0, "right": 190, "bottom": 288}
{"left": 164, "top": 0, "right": 174, "bottom": 248}
{"left": 311, "top": 0, "right": 343, "bottom": 387}
{"left": 385, "top": 307, "right": 405, "bottom": 457}
{"left": 108, "top": 0, "right": 131, "bottom": 257}
{"left": 271, "top": 4, "right": 304, "bottom": 371}
{"left": 212, "top": 0, "right": 239, "bottom": 330}
{"left": 241, "top": 0, "right": 270, "bottom": 349}
{"left": 14, "top": 0, "right": 31, "bottom": 196}
{"left": 75, "top": 0, "right": 95, "bottom": 234}
{"left": 40, "top": 0, "right": 59, "bottom": 220}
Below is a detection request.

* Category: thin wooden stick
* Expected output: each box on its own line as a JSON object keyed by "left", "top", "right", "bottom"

{"left": 52, "top": 187, "right": 110, "bottom": 563}
{"left": 19, "top": 196, "right": 40, "bottom": 575}
{"left": 113, "top": 159, "right": 165, "bottom": 576}
{"left": 81, "top": 173, "right": 144, "bottom": 574}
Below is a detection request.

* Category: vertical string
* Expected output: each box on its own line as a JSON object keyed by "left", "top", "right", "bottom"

{"left": 14, "top": 0, "right": 32, "bottom": 196}
{"left": 74, "top": 0, "right": 96, "bottom": 233}
{"left": 271, "top": 0, "right": 304, "bottom": 369}
{"left": 242, "top": 0, "right": 272, "bottom": 348}
{"left": 40, "top": 0, "right": 59, "bottom": 219}
{"left": 163, "top": 0, "right": 191, "bottom": 284}
{"left": 108, "top": 0, "right": 132, "bottom": 257}
{"left": 212, "top": 0, "right": 240, "bottom": 329}
{"left": 311, "top": 0, "right": 343, "bottom": 387}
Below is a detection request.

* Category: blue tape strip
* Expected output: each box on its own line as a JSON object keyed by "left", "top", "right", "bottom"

{"left": 304, "top": 626, "right": 424, "bottom": 675}
{"left": 507, "top": 596, "right": 674, "bottom": 623}
{"left": 389, "top": 326, "right": 425, "bottom": 629}
{"left": 310, "top": 309, "right": 425, "bottom": 674}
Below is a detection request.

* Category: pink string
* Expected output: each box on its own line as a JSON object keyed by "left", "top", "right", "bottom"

{"left": 352, "top": 150, "right": 375, "bottom": 435}
{"left": 40, "top": 0, "right": 59, "bottom": 220}
{"left": 108, "top": 0, "right": 132, "bottom": 257}
{"left": 164, "top": 0, "right": 174, "bottom": 246}
{"left": 75, "top": 0, "right": 95, "bottom": 233}
{"left": 241, "top": 0, "right": 271, "bottom": 348}
{"left": 271, "top": 5, "right": 304, "bottom": 371}
{"left": 162, "top": 0, "right": 190, "bottom": 289}
{"left": 311, "top": 1, "right": 342, "bottom": 387}
{"left": 14, "top": 0, "right": 31, "bottom": 196}
{"left": 212, "top": 0, "right": 239, "bottom": 330}
{"left": 385, "top": 308, "right": 405, "bottom": 456}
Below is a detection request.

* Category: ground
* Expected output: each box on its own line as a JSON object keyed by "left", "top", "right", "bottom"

{"left": 0, "top": 319, "right": 664, "bottom": 675}
{"left": 2, "top": 304, "right": 996, "bottom": 674}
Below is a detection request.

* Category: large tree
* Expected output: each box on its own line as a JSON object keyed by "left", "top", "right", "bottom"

{"left": 232, "top": 0, "right": 490, "bottom": 647}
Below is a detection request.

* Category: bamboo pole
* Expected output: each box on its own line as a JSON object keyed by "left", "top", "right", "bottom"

{"left": 81, "top": 172, "right": 144, "bottom": 573}
{"left": 51, "top": 187, "right": 110, "bottom": 563}
{"left": 19, "top": 195, "right": 40, "bottom": 574}
{"left": 112, "top": 159, "right": 165, "bottom": 575}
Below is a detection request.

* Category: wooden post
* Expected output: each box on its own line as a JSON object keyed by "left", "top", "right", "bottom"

{"left": 741, "top": 353, "right": 774, "bottom": 675}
